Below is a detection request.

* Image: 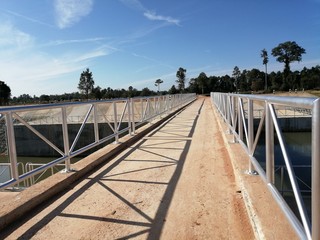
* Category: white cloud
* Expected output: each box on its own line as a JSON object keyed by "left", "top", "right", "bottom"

{"left": 144, "top": 11, "right": 180, "bottom": 26}
{"left": 54, "top": 0, "right": 94, "bottom": 29}
{"left": 0, "top": 22, "right": 113, "bottom": 96}
{"left": 0, "top": 22, "right": 33, "bottom": 49}
{"left": 4, "top": 9, "right": 54, "bottom": 28}
{"left": 118, "top": 0, "right": 181, "bottom": 26}
{"left": 46, "top": 37, "right": 106, "bottom": 46}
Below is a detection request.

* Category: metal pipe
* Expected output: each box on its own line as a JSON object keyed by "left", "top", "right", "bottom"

{"left": 113, "top": 102, "right": 119, "bottom": 143}
{"left": 238, "top": 97, "right": 243, "bottom": 141}
{"left": 128, "top": 98, "right": 133, "bottom": 136}
{"left": 69, "top": 104, "right": 94, "bottom": 153}
{"left": 265, "top": 102, "right": 274, "bottom": 184}
{"left": 131, "top": 98, "right": 136, "bottom": 134}
{"left": 248, "top": 99, "right": 254, "bottom": 173}
{"left": 312, "top": 99, "right": 320, "bottom": 240}
{"left": 93, "top": 104, "right": 99, "bottom": 142}
{"left": 61, "top": 106, "right": 71, "bottom": 171}
{"left": 5, "top": 113, "right": 19, "bottom": 181}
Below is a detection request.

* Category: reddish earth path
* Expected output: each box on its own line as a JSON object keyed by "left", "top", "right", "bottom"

{"left": 1, "top": 97, "right": 253, "bottom": 239}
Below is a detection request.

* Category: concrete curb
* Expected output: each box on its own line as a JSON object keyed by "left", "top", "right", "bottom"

{"left": 211, "top": 104, "right": 265, "bottom": 239}
{"left": 211, "top": 103, "right": 299, "bottom": 240}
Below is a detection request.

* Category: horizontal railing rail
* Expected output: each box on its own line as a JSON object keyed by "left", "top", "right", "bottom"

{"left": 0, "top": 93, "right": 196, "bottom": 190}
{"left": 211, "top": 92, "right": 319, "bottom": 240}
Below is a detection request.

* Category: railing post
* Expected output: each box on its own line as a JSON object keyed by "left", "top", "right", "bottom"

{"left": 232, "top": 96, "right": 237, "bottom": 143}
{"left": 226, "top": 95, "right": 231, "bottom": 134}
{"left": 312, "top": 99, "right": 320, "bottom": 240}
{"left": 238, "top": 97, "right": 244, "bottom": 142}
{"left": 128, "top": 99, "right": 133, "bottom": 136}
{"left": 248, "top": 99, "right": 255, "bottom": 173}
{"left": 140, "top": 98, "right": 144, "bottom": 122}
{"left": 93, "top": 104, "right": 99, "bottom": 142}
{"left": 265, "top": 102, "right": 275, "bottom": 184}
{"left": 5, "top": 113, "right": 19, "bottom": 181}
{"left": 61, "top": 107, "right": 71, "bottom": 172}
{"left": 113, "top": 102, "right": 119, "bottom": 143}
{"left": 131, "top": 98, "right": 136, "bottom": 134}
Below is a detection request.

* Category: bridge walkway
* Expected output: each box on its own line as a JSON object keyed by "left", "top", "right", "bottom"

{"left": 0, "top": 97, "right": 295, "bottom": 239}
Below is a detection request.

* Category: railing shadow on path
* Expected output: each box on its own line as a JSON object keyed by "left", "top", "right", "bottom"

{"left": 0, "top": 98, "right": 205, "bottom": 240}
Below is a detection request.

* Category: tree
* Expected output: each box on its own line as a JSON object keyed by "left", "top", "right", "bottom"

{"left": 176, "top": 67, "right": 186, "bottom": 92}
{"left": 168, "top": 85, "right": 178, "bottom": 94}
{"left": 78, "top": 68, "right": 94, "bottom": 100}
{"left": 154, "top": 79, "right": 163, "bottom": 94}
{"left": 197, "top": 72, "right": 208, "bottom": 94}
{"left": 232, "top": 66, "right": 241, "bottom": 92}
{"left": 271, "top": 41, "right": 306, "bottom": 76}
{"left": 246, "top": 69, "right": 264, "bottom": 92}
{"left": 40, "top": 94, "right": 50, "bottom": 103}
{"left": 140, "top": 87, "right": 152, "bottom": 96}
{"left": 261, "top": 49, "right": 269, "bottom": 91}
{"left": 0, "top": 81, "right": 11, "bottom": 106}
{"left": 92, "top": 86, "right": 102, "bottom": 100}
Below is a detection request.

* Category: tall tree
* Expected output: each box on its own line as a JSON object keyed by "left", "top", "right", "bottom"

{"left": 176, "top": 67, "right": 187, "bottom": 92}
{"left": 232, "top": 66, "right": 241, "bottom": 92}
{"left": 0, "top": 81, "right": 11, "bottom": 105}
{"left": 154, "top": 79, "right": 163, "bottom": 94}
{"left": 168, "top": 85, "right": 178, "bottom": 94}
{"left": 271, "top": 41, "right": 306, "bottom": 76}
{"left": 198, "top": 72, "right": 208, "bottom": 94}
{"left": 261, "top": 49, "right": 269, "bottom": 91}
{"left": 78, "top": 68, "right": 95, "bottom": 100}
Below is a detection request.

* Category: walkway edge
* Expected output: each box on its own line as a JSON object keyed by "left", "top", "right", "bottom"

{"left": 0, "top": 100, "right": 195, "bottom": 232}
{"left": 211, "top": 103, "right": 298, "bottom": 240}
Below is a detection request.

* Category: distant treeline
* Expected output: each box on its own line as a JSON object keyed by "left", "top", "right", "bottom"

{"left": 188, "top": 65, "right": 320, "bottom": 95}
{"left": 7, "top": 65, "right": 320, "bottom": 105}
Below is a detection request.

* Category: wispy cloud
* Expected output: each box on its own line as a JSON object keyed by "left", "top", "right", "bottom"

{"left": 0, "top": 21, "right": 33, "bottom": 49}
{"left": 45, "top": 37, "right": 106, "bottom": 46}
{"left": 4, "top": 9, "right": 55, "bottom": 28}
{"left": 119, "top": 0, "right": 181, "bottom": 26}
{"left": 0, "top": 21, "right": 113, "bottom": 96}
{"left": 54, "top": 0, "right": 94, "bottom": 29}
{"left": 144, "top": 11, "right": 180, "bottom": 26}
{"left": 131, "top": 52, "right": 175, "bottom": 70}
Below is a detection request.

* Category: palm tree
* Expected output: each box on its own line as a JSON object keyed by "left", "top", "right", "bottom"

{"left": 261, "top": 49, "right": 268, "bottom": 91}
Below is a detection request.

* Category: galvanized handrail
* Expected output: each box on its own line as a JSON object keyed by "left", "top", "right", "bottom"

{"left": 0, "top": 93, "right": 196, "bottom": 190}
{"left": 211, "top": 92, "right": 319, "bottom": 240}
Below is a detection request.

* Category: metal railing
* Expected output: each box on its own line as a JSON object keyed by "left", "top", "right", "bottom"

{"left": 211, "top": 92, "right": 319, "bottom": 240}
{"left": 0, "top": 93, "right": 196, "bottom": 190}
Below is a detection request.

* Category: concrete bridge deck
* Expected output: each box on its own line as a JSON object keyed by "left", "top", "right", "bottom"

{"left": 0, "top": 97, "right": 298, "bottom": 239}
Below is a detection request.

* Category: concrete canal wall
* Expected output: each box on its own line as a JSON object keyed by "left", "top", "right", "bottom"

{"left": 14, "top": 123, "right": 129, "bottom": 157}
{"left": 253, "top": 116, "right": 311, "bottom": 132}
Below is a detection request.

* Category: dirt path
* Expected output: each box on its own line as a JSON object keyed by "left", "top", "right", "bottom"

{"left": 1, "top": 97, "right": 253, "bottom": 239}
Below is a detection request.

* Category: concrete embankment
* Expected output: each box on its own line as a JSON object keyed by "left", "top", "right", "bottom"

{"left": 253, "top": 116, "right": 311, "bottom": 132}
{"left": 14, "top": 123, "right": 129, "bottom": 157}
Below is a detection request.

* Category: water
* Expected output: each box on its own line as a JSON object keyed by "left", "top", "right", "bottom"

{"left": 254, "top": 131, "right": 312, "bottom": 220}
{"left": 0, "top": 156, "right": 81, "bottom": 186}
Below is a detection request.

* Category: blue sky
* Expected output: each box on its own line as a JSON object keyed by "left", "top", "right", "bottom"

{"left": 0, "top": 0, "right": 319, "bottom": 97}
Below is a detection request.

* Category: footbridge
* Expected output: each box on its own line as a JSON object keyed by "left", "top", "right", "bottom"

{"left": 0, "top": 93, "right": 319, "bottom": 239}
